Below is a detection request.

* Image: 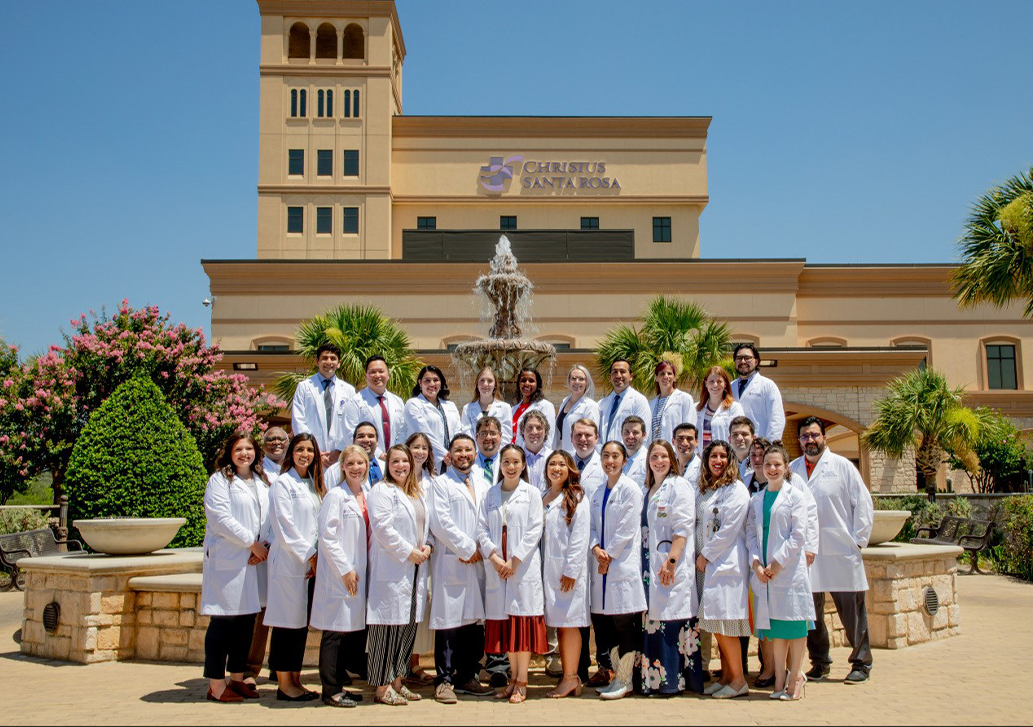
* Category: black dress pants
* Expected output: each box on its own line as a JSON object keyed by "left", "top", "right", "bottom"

{"left": 434, "top": 623, "right": 485, "bottom": 686}
{"left": 204, "top": 612, "right": 258, "bottom": 679}
{"left": 318, "top": 628, "right": 367, "bottom": 697}
{"left": 808, "top": 591, "right": 873, "bottom": 672}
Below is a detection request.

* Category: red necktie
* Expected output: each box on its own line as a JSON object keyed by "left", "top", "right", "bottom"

{"left": 377, "top": 395, "right": 391, "bottom": 447}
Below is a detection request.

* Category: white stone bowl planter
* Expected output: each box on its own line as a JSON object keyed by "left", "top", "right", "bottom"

{"left": 868, "top": 510, "right": 911, "bottom": 546}
{"left": 73, "top": 518, "right": 186, "bottom": 555}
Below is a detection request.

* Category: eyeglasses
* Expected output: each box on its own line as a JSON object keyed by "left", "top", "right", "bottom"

{"left": 734, "top": 355, "right": 755, "bottom": 362}
{"left": 799, "top": 433, "right": 823, "bottom": 442}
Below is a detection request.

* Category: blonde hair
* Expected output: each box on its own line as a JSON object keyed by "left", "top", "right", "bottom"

{"left": 338, "top": 445, "right": 370, "bottom": 486}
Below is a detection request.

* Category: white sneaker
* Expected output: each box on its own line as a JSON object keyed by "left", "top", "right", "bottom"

{"left": 712, "top": 683, "right": 749, "bottom": 699}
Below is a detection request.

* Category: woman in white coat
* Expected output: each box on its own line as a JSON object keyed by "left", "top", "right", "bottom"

{"left": 312, "top": 445, "right": 371, "bottom": 709}
{"left": 460, "top": 367, "right": 514, "bottom": 446}
{"left": 554, "top": 364, "right": 600, "bottom": 453}
{"left": 746, "top": 442, "right": 815, "bottom": 701}
{"left": 588, "top": 442, "right": 647, "bottom": 701}
{"left": 638, "top": 440, "right": 704, "bottom": 698}
{"left": 266, "top": 433, "right": 324, "bottom": 701}
{"left": 695, "top": 440, "right": 753, "bottom": 699}
{"left": 477, "top": 444, "right": 546, "bottom": 704}
{"left": 541, "top": 450, "right": 590, "bottom": 698}
{"left": 402, "top": 365, "right": 461, "bottom": 474}
{"left": 366, "top": 444, "right": 432, "bottom": 706}
{"left": 695, "top": 367, "right": 745, "bottom": 454}
{"left": 649, "top": 360, "right": 696, "bottom": 444}
{"left": 404, "top": 432, "right": 436, "bottom": 686}
{"left": 200, "top": 433, "right": 270, "bottom": 703}
{"left": 513, "top": 367, "right": 556, "bottom": 448}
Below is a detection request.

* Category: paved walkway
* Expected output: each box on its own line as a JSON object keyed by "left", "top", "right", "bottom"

{"left": 2, "top": 574, "right": 1030, "bottom": 725}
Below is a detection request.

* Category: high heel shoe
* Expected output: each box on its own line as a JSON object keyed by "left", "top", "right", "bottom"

{"left": 509, "top": 680, "right": 527, "bottom": 704}
{"left": 780, "top": 673, "right": 807, "bottom": 701}
{"left": 547, "top": 674, "right": 583, "bottom": 698}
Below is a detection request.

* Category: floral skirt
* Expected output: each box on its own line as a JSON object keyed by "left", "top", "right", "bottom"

{"left": 638, "top": 616, "right": 704, "bottom": 695}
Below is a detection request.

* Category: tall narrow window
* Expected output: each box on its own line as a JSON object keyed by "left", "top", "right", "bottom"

{"left": 343, "top": 90, "right": 351, "bottom": 118}
{"left": 987, "top": 344, "right": 1018, "bottom": 390}
{"left": 500, "top": 216, "right": 517, "bottom": 230}
{"left": 317, "top": 90, "right": 325, "bottom": 118}
{"left": 290, "top": 89, "right": 306, "bottom": 118}
{"left": 342, "top": 150, "right": 359, "bottom": 177}
{"left": 581, "top": 217, "right": 599, "bottom": 230}
{"left": 316, "top": 89, "right": 333, "bottom": 117}
{"left": 653, "top": 216, "right": 672, "bottom": 243}
{"left": 352, "top": 90, "right": 360, "bottom": 118}
{"left": 317, "top": 150, "right": 332, "bottom": 177}
{"left": 316, "top": 207, "right": 332, "bottom": 234}
{"left": 288, "top": 149, "right": 304, "bottom": 176}
{"left": 299, "top": 89, "right": 307, "bottom": 117}
{"left": 287, "top": 206, "right": 304, "bottom": 233}
{"left": 342, "top": 207, "right": 359, "bottom": 234}
{"left": 417, "top": 216, "right": 436, "bottom": 230}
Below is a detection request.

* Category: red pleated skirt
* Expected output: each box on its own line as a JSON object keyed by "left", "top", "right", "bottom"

{"left": 485, "top": 615, "right": 548, "bottom": 655}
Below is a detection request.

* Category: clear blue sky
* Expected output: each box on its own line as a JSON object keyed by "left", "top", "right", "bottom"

{"left": 2, "top": 1, "right": 1031, "bottom": 355}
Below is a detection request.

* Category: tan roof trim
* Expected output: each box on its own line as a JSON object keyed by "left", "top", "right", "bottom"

{"left": 259, "top": 65, "right": 392, "bottom": 78}
{"left": 256, "top": 0, "right": 406, "bottom": 59}
{"left": 392, "top": 116, "right": 712, "bottom": 139}
{"left": 258, "top": 185, "right": 392, "bottom": 195}
{"left": 389, "top": 195, "right": 710, "bottom": 206}
{"left": 798, "top": 266, "right": 955, "bottom": 297}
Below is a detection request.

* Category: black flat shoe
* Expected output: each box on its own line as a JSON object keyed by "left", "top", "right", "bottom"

{"left": 277, "top": 689, "right": 320, "bottom": 702}
{"left": 754, "top": 675, "right": 776, "bottom": 688}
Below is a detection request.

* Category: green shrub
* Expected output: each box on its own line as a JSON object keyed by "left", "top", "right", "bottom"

{"left": 0, "top": 508, "right": 50, "bottom": 535}
{"left": 64, "top": 374, "right": 207, "bottom": 548}
{"left": 875, "top": 495, "right": 975, "bottom": 543}
{"left": 991, "top": 495, "right": 1033, "bottom": 582}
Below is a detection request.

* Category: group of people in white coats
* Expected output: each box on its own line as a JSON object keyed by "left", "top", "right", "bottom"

{"left": 200, "top": 342, "right": 875, "bottom": 706}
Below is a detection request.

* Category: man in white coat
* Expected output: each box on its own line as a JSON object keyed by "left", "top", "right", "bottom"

{"left": 790, "top": 416, "right": 874, "bottom": 684}
{"left": 520, "top": 411, "right": 553, "bottom": 494}
{"left": 260, "top": 427, "right": 289, "bottom": 480}
{"left": 471, "top": 417, "right": 503, "bottom": 486}
{"left": 597, "top": 359, "right": 651, "bottom": 444}
{"left": 672, "top": 423, "right": 701, "bottom": 486}
{"left": 729, "top": 416, "right": 755, "bottom": 482}
{"left": 620, "top": 415, "right": 648, "bottom": 487}
{"left": 341, "top": 355, "right": 404, "bottom": 449}
{"left": 427, "top": 434, "right": 494, "bottom": 703}
{"left": 291, "top": 343, "right": 356, "bottom": 467}
{"left": 732, "top": 344, "right": 785, "bottom": 443}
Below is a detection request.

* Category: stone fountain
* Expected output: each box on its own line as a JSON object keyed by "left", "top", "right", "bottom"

{"left": 452, "top": 236, "right": 556, "bottom": 400}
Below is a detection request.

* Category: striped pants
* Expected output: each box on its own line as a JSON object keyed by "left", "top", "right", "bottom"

{"left": 366, "top": 564, "right": 419, "bottom": 687}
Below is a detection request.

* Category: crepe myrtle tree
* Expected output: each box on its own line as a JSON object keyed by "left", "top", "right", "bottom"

{"left": 0, "top": 301, "right": 281, "bottom": 503}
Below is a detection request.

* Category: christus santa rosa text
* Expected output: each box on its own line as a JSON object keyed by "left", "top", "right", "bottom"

{"left": 520, "top": 160, "right": 620, "bottom": 190}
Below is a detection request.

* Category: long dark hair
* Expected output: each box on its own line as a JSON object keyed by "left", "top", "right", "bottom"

{"left": 283, "top": 432, "right": 326, "bottom": 498}
{"left": 497, "top": 444, "right": 529, "bottom": 485}
{"left": 218, "top": 432, "right": 267, "bottom": 484}
{"left": 644, "top": 440, "right": 679, "bottom": 491}
{"left": 699, "top": 439, "right": 740, "bottom": 493}
{"left": 514, "top": 367, "right": 545, "bottom": 405}
{"left": 544, "top": 450, "right": 584, "bottom": 526}
{"left": 412, "top": 364, "right": 451, "bottom": 400}
{"left": 406, "top": 431, "right": 436, "bottom": 478}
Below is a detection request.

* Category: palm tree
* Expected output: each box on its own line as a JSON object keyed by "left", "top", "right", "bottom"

{"left": 952, "top": 166, "right": 1033, "bottom": 317}
{"left": 595, "top": 296, "right": 732, "bottom": 393}
{"left": 273, "top": 304, "right": 423, "bottom": 403}
{"left": 861, "top": 367, "right": 981, "bottom": 501}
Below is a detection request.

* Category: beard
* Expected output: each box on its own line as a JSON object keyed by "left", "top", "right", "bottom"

{"left": 804, "top": 443, "right": 823, "bottom": 457}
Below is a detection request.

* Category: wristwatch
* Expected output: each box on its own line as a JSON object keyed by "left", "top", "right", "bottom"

{"left": 667, "top": 557, "right": 677, "bottom": 565}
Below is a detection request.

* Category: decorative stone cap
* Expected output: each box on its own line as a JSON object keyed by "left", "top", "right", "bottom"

{"left": 128, "top": 573, "right": 202, "bottom": 593}
{"left": 16, "top": 548, "right": 202, "bottom": 575}
{"left": 862, "top": 542, "right": 964, "bottom": 561}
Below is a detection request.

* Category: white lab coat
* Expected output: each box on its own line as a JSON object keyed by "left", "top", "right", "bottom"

{"left": 542, "top": 493, "right": 591, "bottom": 628}
{"left": 471, "top": 453, "right": 500, "bottom": 487}
{"left": 789, "top": 451, "right": 874, "bottom": 593}
{"left": 401, "top": 394, "right": 462, "bottom": 472}
{"left": 460, "top": 399, "right": 514, "bottom": 446}
{"left": 477, "top": 480, "right": 545, "bottom": 619}
{"left": 576, "top": 451, "right": 607, "bottom": 500}
{"left": 341, "top": 387, "right": 405, "bottom": 449}
{"left": 265, "top": 468, "right": 321, "bottom": 629}
{"left": 681, "top": 455, "right": 701, "bottom": 488}
{"left": 695, "top": 400, "right": 746, "bottom": 453}
{"left": 311, "top": 482, "right": 369, "bottom": 633}
{"left": 261, "top": 456, "right": 285, "bottom": 480}
{"left": 554, "top": 394, "right": 600, "bottom": 453}
{"left": 589, "top": 474, "right": 647, "bottom": 615}
{"left": 515, "top": 398, "right": 557, "bottom": 448}
{"left": 366, "top": 481, "right": 431, "bottom": 626}
{"left": 648, "top": 389, "right": 697, "bottom": 443}
{"left": 524, "top": 446, "right": 554, "bottom": 494}
{"left": 201, "top": 471, "right": 269, "bottom": 617}
{"left": 643, "top": 475, "right": 697, "bottom": 621}
{"left": 622, "top": 447, "right": 648, "bottom": 489}
{"left": 597, "top": 387, "right": 652, "bottom": 444}
{"left": 733, "top": 371, "right": 786, "bottom": 443}
{"left": 427, "top": 468, "right": 489, "bottom": 630}
{"left": 745, "top": 482, "right": 816, "bottom": 629}
{"left": 699, "top": 481, "right": 752, "bottom": 621}
{"left": 291, "top": 374, "right": 356, "bottom": 454}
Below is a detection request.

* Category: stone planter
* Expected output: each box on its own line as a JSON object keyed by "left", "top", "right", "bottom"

{"left": 869, "top": 510, "right": 911, "bottom": 545}
{"left": 73, "top": 518, "right": 186, "bottom": 556}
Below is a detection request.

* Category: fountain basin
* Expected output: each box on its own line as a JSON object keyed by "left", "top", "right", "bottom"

{"left": 73, "top": 518, "right": 186, "bottom": 555}
{"left": 869, "top": 510, "right": 911, "bottom": 546}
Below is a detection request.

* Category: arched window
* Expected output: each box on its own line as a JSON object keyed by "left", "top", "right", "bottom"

{"left": 806, "top": 336, "right": 847, "bottom": 348}
{"left": 980, "top": 336, "right": 1023, "bottom": 390}
{"left": 315, "top": 23, "right": 337, "bottom": 59}
{"left": 289, "top": 89, "right": 307, "bottom": 118}
{"left": 891, "top": 336, "right": 932, "bottom": 368}
{"left": 352, "top": 89, "right": 360, "bottom": 117}
{"left": 288, "top": 23, "right": 310, "bottom": 59}
{"left": 343, "top": 90, "right": 351, "bottom": 118}
{"left": 342, "top": 23, "right": 364, "bottom": 59}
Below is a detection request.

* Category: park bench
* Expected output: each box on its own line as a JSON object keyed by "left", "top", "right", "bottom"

{"left": 910, "top": 516, "right": 993, "bottom": 575}
{"left": 0, "top": 528, "right": 84, "bottom": 591}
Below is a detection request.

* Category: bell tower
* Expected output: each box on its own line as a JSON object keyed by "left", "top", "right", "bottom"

{"left": 254, "top": 0, "right": 404, "bottom": 259}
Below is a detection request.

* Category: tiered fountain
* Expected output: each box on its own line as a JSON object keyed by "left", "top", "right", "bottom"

{"left": 452, "top": 236, "right": 556, "bottom": 400}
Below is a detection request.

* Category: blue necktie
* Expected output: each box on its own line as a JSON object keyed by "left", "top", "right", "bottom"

{"left": 369, "top": 457, "right": 382, "bottom": 484}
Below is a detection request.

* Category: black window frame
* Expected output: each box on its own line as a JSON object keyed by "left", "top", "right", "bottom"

{"left": 653, "top": 216, "right": 672, "bottom": 243}
{"left": 581, "top": 216, "right": 600, "bottom": 230}
{"left": 342, "top": 149, "right": 359, "bottom": 177}
{"left": 417, "top": 216, "right": 437, "bottom": 230}
{"left": 317, "top": 149, "right": 333, "bottom": 177}
{"left": 342, "top": 206, "right": 359, "bottom": 234}
{"left": 287, "top": 149, "right": 304, "bottom": 176}
{"left": 316, "top": 206, "right": 333, "bottom": 234}
{"left": 287, "top": 206, "right": 304, "bottom": 234}
{"left": 499, "top": 215, "right": 517, "bottom": 230}
{"left": 986, "top": 343, "right": 1018, "bottom": 390}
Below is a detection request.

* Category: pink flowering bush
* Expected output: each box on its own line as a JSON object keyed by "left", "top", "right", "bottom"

{"left": 0, "top": 301, "right": 282, "bottom": 503}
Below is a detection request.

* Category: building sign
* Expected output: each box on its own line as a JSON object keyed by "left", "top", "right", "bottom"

{"left": 479, "top": 155, "right": 620, "bottom": 194}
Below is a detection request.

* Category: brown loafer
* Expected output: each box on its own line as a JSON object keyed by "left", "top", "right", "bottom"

{"left": 207, "top": 686, "right": 244, "bottom": 703}
{"left": 586, "top": 668, "right": 614, "bottom": 688}
{"left": 228, "top": 680, "right": 260, "bottom": 699}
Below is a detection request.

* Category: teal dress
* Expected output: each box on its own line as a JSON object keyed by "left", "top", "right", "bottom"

{"left": 757, "top": 489, "right": 809, "bottom": 641}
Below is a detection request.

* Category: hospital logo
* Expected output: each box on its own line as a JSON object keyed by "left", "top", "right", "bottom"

{"left": 479, "top": 155, "right": 524, "bottom": 193}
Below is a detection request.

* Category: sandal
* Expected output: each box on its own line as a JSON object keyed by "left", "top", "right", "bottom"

{"left": 494, "top": 679, "right": 516, "bottom": 700}
{"left": 404, "top": 669, "right": 435, "bottom": 687}
{"left": 374, "top": 687, "right": 408, "bottom": 706}
{"left": 509, "top": 680, "right": 527, "bottom": 704}
{"left": 546, "top": 674, "right": 583, "bottom": 698}
{"left": 397, "top": 684, "right": 422, "bottom": 702}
